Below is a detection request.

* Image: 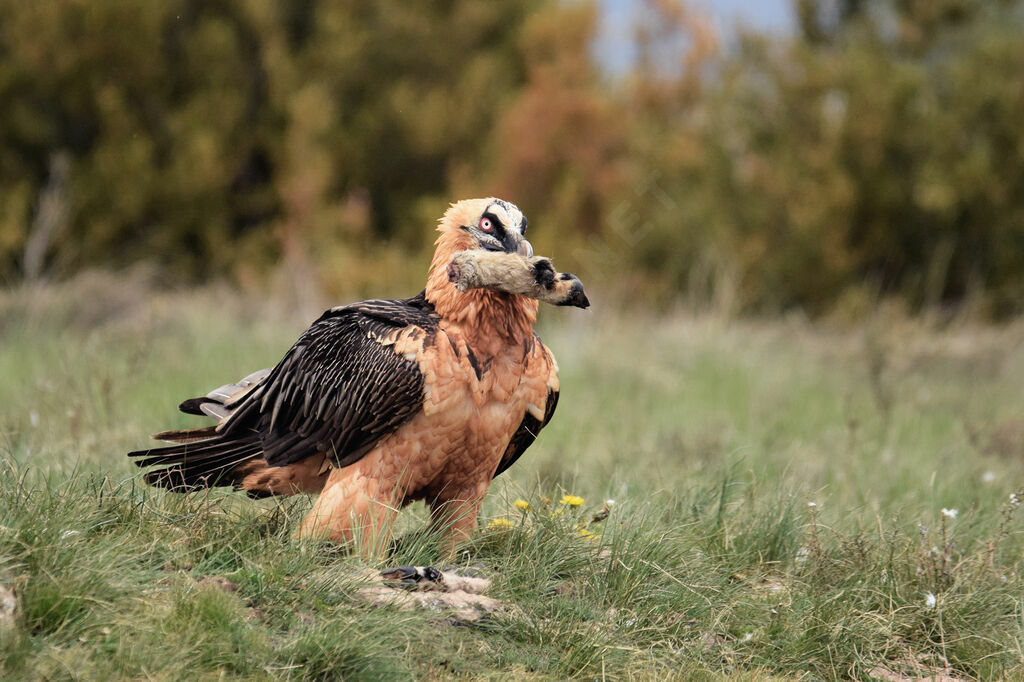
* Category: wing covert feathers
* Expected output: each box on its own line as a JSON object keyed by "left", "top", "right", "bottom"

{"left": 129, "top": 293, "right": 438, "bottom": 495}
{"left": 245, "top": 294, "right": 438, "bottom": 469}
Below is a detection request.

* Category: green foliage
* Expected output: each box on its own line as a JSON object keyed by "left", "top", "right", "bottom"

{"left": 0, "top": 0, "right": 537, "bottom": 287}
{"left": 626, "top": 0, "right": 1024, "bottom": 315}
{"left": 2, "top": 0, "right": 1024, "bottom": 314}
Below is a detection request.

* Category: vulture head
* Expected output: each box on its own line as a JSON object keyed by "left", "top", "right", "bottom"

{"left": 428, "top": 198, "right": 588, "bottom": 312}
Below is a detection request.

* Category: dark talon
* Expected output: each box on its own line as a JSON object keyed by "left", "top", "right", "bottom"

{"left": 381, "top": 565, "right": 444, "bottom": 586}
{"left": 533, "top": 259, "right": 556, "bottom": 290}
{"left": 380, "top": 566, "right": 418, "bottom": 583}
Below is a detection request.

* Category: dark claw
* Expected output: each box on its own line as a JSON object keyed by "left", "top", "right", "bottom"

{"left": 380, "top": 566, "right": 418, "bottom": 583}
{"left": 532, "top": 259, "right": 556, "bottom": 290}
{"left": 380, "top": 565, "right": 444, "bottom": 586}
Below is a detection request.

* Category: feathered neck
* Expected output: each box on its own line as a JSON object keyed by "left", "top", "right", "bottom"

{"left": 425, "top": 216, "right": 538, "bottom": 355}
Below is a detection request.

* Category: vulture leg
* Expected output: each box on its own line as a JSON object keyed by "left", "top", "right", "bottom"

{"left": 296, "top": 467, "right": 402, "bottom": 559}
{"left": 429, "top": 483, "right": 488, "bottom": 559}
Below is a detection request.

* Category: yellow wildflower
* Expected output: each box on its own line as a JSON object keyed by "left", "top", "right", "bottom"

{"left": 513, "top": 499, "right": 530, "bottom": 511}
{"left": 560, "top": 494, "right": 584, "bottom": 507}
{"left": 576, "top": 528, "right": 598, "bottom": 542}
{"left": 487, "top": 517, "right": 514, "bottom": 529}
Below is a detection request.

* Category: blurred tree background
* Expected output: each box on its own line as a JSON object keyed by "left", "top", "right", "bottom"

{"left": 1, "top": 0, "right": 1022, "bottom": 316}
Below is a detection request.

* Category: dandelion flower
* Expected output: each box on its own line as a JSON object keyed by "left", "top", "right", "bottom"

{"left": 925, "top": 592, "right": 937, "bottom": 608}
{"left": 940, "top": 508, "right": 958, "bottom": 519}
{"left": 576, "top": 528, "right": 597, "bottom": 542}
{"left": 513, "top": 499, "right": 530, "bottom": 511}
{"left": 560, "top": 494, "right": 584, "bottom": 507}
{"left": 487, "top": 517, "right": 514, "bottom": 529}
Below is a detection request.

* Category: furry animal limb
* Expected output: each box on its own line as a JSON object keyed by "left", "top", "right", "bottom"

{"left": 447, "top": 251, "right": 589, "bottom": 308}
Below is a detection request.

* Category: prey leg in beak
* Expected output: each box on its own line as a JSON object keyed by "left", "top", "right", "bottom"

{"left": 447, "top": 250, "right": 590, "bottom": 309}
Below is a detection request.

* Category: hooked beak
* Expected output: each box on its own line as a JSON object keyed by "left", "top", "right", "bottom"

{"left": 516, "top": 239, "right": 533, "bottom": 258}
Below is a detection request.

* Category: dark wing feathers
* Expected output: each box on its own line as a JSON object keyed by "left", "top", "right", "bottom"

{"left": 129, "top": 293, "right": 438, "bottom": 490}
{"left": 139, "top": 438, "right": 263, "bottom": 491}
{"left": 493, "top": 387, "right": 559, "bottom": 479}
{"left": 177, "top": 397, "right": 212, "bottom": 415}
{"left": 243, "top": 300, "right": 436, "bottom": 468}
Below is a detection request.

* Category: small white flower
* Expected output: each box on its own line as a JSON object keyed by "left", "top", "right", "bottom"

{"left": 925, "top": 592, "right": 937, "bottom": 608}
{"left": 795, "top": 546, "right": 810, "bottom": 564}
{"left": 1010, "top": 493, "right": 1020, "bottom": 508}
{"left": 940, "top": 508, "right": 958, "bottom": 519}
{"left": 605, "top": 499, "right": 616, "bottom": 507}
{"left": 807, "top": 502, "right": 817, "bottom": 508}
{"left": 741, "top": 632, "right": 754, "bottom": 642}
{"left": 982, "top": 471, "right": 996, "bottom": 483}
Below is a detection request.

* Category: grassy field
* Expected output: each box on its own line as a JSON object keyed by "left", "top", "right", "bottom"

{"left": 2, "top": 273, "right": 1024, "bottom": 680}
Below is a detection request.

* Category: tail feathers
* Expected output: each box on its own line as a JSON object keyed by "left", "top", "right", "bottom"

{"left": 177, "top": 368, "right": 271, "bottom": 417}
{"left": 152, "top": 425, "right": 218, "bottom": 444}
{"left": 130, "top": 436, "right": 253, "bottom": 467}
{"left": 129, "top": 437, "right": 263, "bottom": 493}
{"left": 178, "top": 397, "right": 217, "bottom": 415}
{"left": 177, "top": 397, "right": 229, "bottom": 420}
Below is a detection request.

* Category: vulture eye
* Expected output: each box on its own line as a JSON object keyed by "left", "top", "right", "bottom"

{"left": 479, "top": 217, "right": 493, "bottom": 232}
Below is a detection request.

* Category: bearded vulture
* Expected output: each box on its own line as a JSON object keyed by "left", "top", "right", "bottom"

{"left": 128, "top": 198, "right": 588, "bottom": 555}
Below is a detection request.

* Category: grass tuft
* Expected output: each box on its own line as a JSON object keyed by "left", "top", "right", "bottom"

{"left": 2, "top": 286, "right": 1024, "bottom": 677}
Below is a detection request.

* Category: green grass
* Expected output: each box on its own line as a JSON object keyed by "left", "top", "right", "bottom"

{"left": 2, "top": 275, "right": 1024, "bottom": 679}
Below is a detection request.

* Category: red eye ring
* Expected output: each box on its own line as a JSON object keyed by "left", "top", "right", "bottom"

{"left": 479, "top": 217, "right": 493, "bottom": 232}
